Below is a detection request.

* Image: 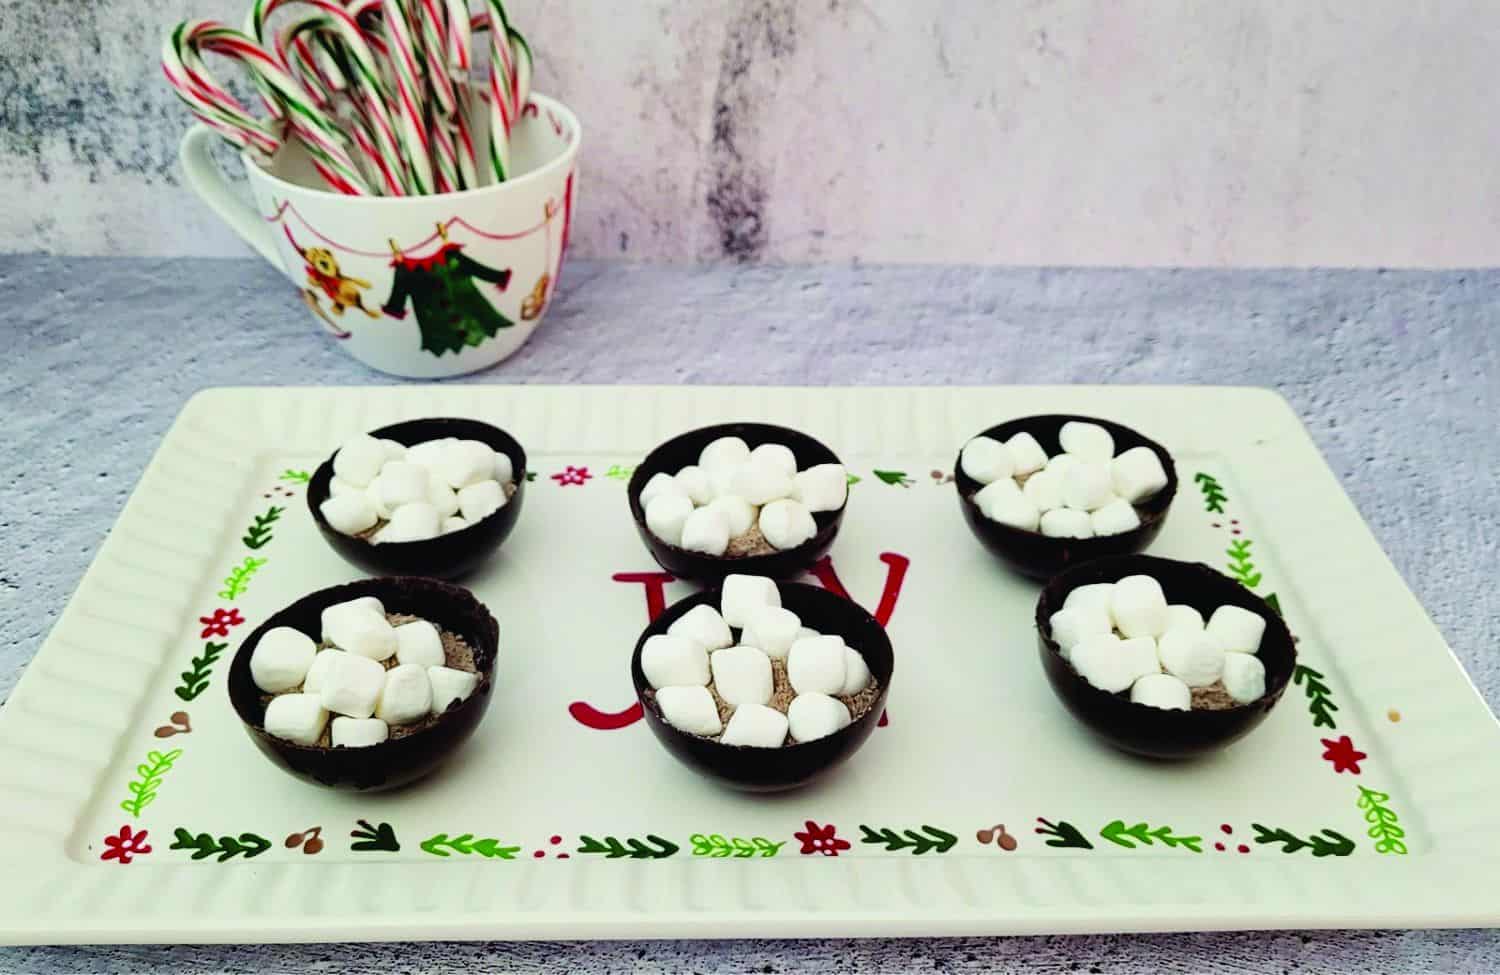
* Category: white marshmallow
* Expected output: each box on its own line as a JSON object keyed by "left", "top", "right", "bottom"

{"left": 759, "top": 499, "right": 817, "bottom": 550}
{"left": 1110, "top": 575, "right": 1169, "bottom": 639}
{"left": 332, "top": 434, "right": 388, "bottom": 487}
{"left": 428, "top": 666, "right": 479, "bottom": 713}
{"left": 1045, "top": 453, "right": 1081, "bottom": 479}
{"left": 376, "top": 502, "right": 441, "bottom": 543}
{"left": 667, "top": 604, "right": 733, "bottom": 651}
{"left": 748, "top": 442, "right": 798, "bottom": 477}
{"left": 1222, "top": 652, "right": 1267, "bottom": 704}
{"left": 364, "top": 480, "right": 391, "bottom": 519}
{"left": 1062, "top": 461, "right": 1115, "bottom": 512}
{"left": 302, "top": 648, "right": 342, "bottom": 693}
{"left": 960, "top": 436, "right": 1014, "bottom": 484}
{"left": 320, "top": 597, "right": 383, "bottom": 635}
{"left": 1120, "top": 637, "right": 1163, "bottom": 682}
{"left": 492, "top": 451, "right": 514, "bottom": 485}
{"left": 707, "top": 464, "right": 741, "bottom": 501}
{"left": 798, "top": 626, "right": 822, "bottom": 640}
{"left": 1041, "top": 507, "right": 1094, "bottom": 539}
{"left": 1022, "top": 468, "right": 1065, "bottom": 512}
{"left": 1063, "top": 583, "right": 1115, "bottom": 619}
{"left": 405, "top": 437, "right": 455, "bottom": 471}
{"left": 394, "top": 619, "right": 445, "bottom": 669}
{"left": 787, "top": 693, "right": 851, "bottom": 742}
{"left": 318, "top": 651, "right": 386, "bottom": 719}
{"left": 674, "top": 465, "right": 714, "bottom": 505}
{"left": 645, "top": 492, "right": 695, "bottom": 547}
{"left": 1005, "top": 432, "right": 1049, "bottom": 476}
{"left": 742, "top": 606, "right": 802, "bottom": 659}
{"left": 840, "top": 647, "right": 871, "bottom": 695}
{"left": 264, "top": 693, "right": 329, "bottom": 746}
{"left": 320, "top": 493, "right": 378, "bottom": 536}
{"left": 1112, "top": 446, "right": 1169, "bottom": 504}
{"left": 1165, "top": 604, "right": 1205, "bottom": 634}
{"left": 1048, "top": 607, "right": 1113, "bottom": 657}
{"left": 322, "top": 604, "right": 398, "bottom": 660}
{"left": 731, "top": 460, "right": 796, "bottom": 506}
{"left": 378, "top": 438, "right": 406, "bottom": 460}
{"left": 1091, "top": 498, "right": 1142, "bottom": 536}
{"left": 698, "top": 436, "right": 751, "bottom": 473}
{"left": 1070, "top": 635, "right": 1135, "bottom": 693}
{"left": 329, "top": 477, "right": 359, "bottom": 497}
{"left": 639, "top": 471, "right": 688, "bottom": 509}
{"left": 719, "top": 703, "right": 789, "bottom": 747}
{"left": 376, "top": 663, "right": 433, "bottom": 725}
{"left": 1059, "top": 421, "right": 1115, "bottom": 463}
{"left": 710, "top": 645, "right": 773, "bottom": 708}
{"left": 1157, "top": 629, "right": 1226, "bottom": 687}
{"left": 249, "top": 626, "right": 317, "bottom": 693}
{"left": 1130, "top": 673, "right": 1192, "bottom": 711}
{"left": 428, "top": 480, "right": 460, "bottom": 519}
{"left": 975, "top": 479, "right": 1040, "bottom": 530}
{"left": 373, "top": 461, "right": 431, "bottom": 509}
{"left": 1207, "top": 605, "right": 1267, "bottom": 655}
{"left": 442, "top": 515, "right": 469, "bottom": 534}
{"left": 437, "top": 439, "right": 497, "bottom": 490}
{"left": 641, "top": 633, "right": 710, "bottom": 689}
{"left": 680, "top": 505, "right": 731, "bottom": 556}
{"left": 721, "top": 574, "right": 780, "bottom": 627}
{"left": 331, "top": 716, "right": 389, "bottom": 748}
{"left": 706, "top": 495, "right": 757, "bottom": 536}
{"left": 787, "top": 635, "right": 847, "bottom": 695}
{"left": 655, "top": 685, "right": 722, "bottom": 736}
{"left": 792, "top": 464, "right": 848, "bottom": 513}
{"left": 457, "top": 479, "right": 505, "bottom": 522}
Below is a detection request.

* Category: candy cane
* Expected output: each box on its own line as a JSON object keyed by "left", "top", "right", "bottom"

{"left": 380, "top": 0, "right": 434, "bottom": 194}
{"left": 482, "top": 0, "right": 519, "bottom": 182}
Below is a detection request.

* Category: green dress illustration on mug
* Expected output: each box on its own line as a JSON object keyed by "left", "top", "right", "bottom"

{"left": 382, "top": 237, "right": 514, "bottom": 356}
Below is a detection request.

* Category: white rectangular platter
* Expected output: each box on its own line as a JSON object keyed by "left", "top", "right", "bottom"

{"left": 1, "top": 384, "right": 1497, "bottom": 944}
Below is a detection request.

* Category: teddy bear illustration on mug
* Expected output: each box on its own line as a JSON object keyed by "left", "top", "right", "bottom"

{"left": 283, "top": 227, "right": 380, "bottom": 319}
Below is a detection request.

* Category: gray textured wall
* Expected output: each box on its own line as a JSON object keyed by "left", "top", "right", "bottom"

{"left": 5, "top": 0, "right": 1500, "bottom": 266}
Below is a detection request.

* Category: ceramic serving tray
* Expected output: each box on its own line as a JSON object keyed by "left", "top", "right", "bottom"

{"left": 2, "top": 385, "right": 1497, "bottom": 944}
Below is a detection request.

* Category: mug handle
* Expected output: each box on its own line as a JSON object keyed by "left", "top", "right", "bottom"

{"left": 179, "top": 125, "right": 283, "bottom": 268}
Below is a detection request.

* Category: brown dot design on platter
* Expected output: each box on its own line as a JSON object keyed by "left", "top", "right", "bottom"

{"left": 1388, "top": 709, "right": 1402, "bottom": 723}
{"left": 262, "top": 485, "right": 298, "bottom": 500}
{"left": 1214, "top": 824, "right": 1249, "bottom": 854}
{"left": 533, "top": 834, "right": 570, "bottom": 859}
{"left": 975, "top": 824, "right": 1017, "bottom": 851}
{"left": 153, "top": 711, "right": 192, "bottom": 738}
{"left": 286, "top": 827, "right": 324, "bottom": 855}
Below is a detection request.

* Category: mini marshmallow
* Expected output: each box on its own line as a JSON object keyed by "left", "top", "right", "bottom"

{"left": 405, "top": 437, "right": 455, "bottom": 470}
{"left": 428, "top": 666, "right": 479, "bottom": 712}
{"left": 680, "top": 505, "right": 731, "bottom": 556}
{"left": 706, "top": 494, "right": 757, "bottom": 536}
{"left": 1157, "top": 628, "right": 1225, "bottom": 687}
{"left": 748, "top": 442, "right": 798, "bottom": 477}
{"left": 840, "top": 647, "right": 871, "bottom": 695}
{"left": 707, "top": 464, "right": 740, "bottom": 501}
{"left": 374, "top": 461, "right": 431, "bottom": 509}
{"left": 719, "top": 703, "right": 789, "bottom": 747}
{"left": 492, "top": 451, "right": 514, "bottom": 484}
{"left": 428, "top": 480, "right": 460, "bottom": 519}
{"left": 1063, "top": 583, "right": 1115, "bottom": 619}
{"left": 320, "top": 597, "right": 383, "bottom": 637}
{"left": 1119, "top": 637, "right": 1163, "bottom": 682}
{"left": 1110, "top": 575, "right": 1169, "bottom": 639}
{"left": 975, "top": 479, "right": 1040, "bottom": 530}
{"left": 320, "top": 493, "right": 378, "bottom": 536}
{"left": 710, "top": 645, "right": 773, "bottom": 708}
{"left": 1164, "top": 604, "right": 1205, "bottom": 634}
{"left": 333, "top": 434, "right": 388, "bottom": 487}
{"left": 1045, "top": 452, "right": 1080, "bottom": 479}
{"left": 1022, "top": 468, "right": 1065, "bottom": 512}
{"left": 655, "top": 685, "right": 722, "bottom": 736}
{"left": 318, "top": 651, "right": 386, "bottom": 719}
{"left": 640, "top": 471, "right": 688, "bottom": 508}
{"left": 1070, "top": 635, "right": 1135, "bottom": 693}
{"left": 376, "top": 663, "right": 432, "bottom": 725}
{"left": 1059, "top": 421, "right": 1115, "bottom": 463}
{"left": 793, "top": 464, "right": 848, "bottom": 513}
{"left": 378, "top": 439, "right": 406, "bottom": 460}
{"left": 699, "top": 435, "right": 751, "bottom": 473}
{"left": 674, "top": 465, "right": 714, "bottom": 505}
{"left": 787, "top": 693, "right": 851, "bottom": 742}
{"left": 323, "top": 604, "right": 398, "bottom": 661}
{"left": 1090, "top": 497, "right": 1142, "bottom": 536}
{"left": 731, "top": 460, "right": 796, "bottom": 506}
{"left": 264, "top": 693, "right": 329, "bottom": 746}
{"left": 1207, "top": 605, "right": 1267, "bottom": 655}
{"left": 667, "top": 604, "right": 733, "bottom": 651}
{"left": 798, "top": 626, "right": 821, "bottom": 640}
{"left": 437, "top": 439, "right": 496, "bottom": 489}
{"left": 442, "top": 515, "right": 469, "bottom": 534}
{"left": 742, "top": 605, "right": 802, "bottom": 659}
{"left": 960, "top": 436, "right": 1014, "bottom": 484}
{"left": 302, "top": 648, "right": 342, "bottom": 694}
{"left": 787, "top": 635, "right": 847, "bottom": 695}
{"left": 1062, "top": 461, "right": 1115, "bottom": 512}
{"left": 394, "top": 619, "right": 445, "bottom": 669}
{"left": 1005, "top": 432, "right": 1049, "bottom": 476}
{"left": 457, "top": 479, "right": 505, "bottom": 522}
{"left": 1048, "top": 606, "right": 1113, "bottom": 656}
{"left": 1041, "top": 507, "right": 1094, "bottom": 539}
{"left": 250, "top": 626, "right": 317, "bottom": 693}
{"left": 645, "top": 492, "right": 695, "bottom": 547}
{"left": 365, "top": 480, "right": 391, "bottom": 519}
{"left": 1130, "top": 673, "right": 1192, "bottom": 711}
{"left": 331, "top": 716, "right": 389, "bottom": 748}
{"left": 1222, "top": 652, "right": 1267, "bottom": 704}
{"left": 721, "top": 574, "right": 780, "bottom": 627}
{"left": 329, "top": 477, "right": 359, "bottom": 497}
{"left": 1112, "top": 446, "right": 1169, "bottom": 503}
{"left": 759, "top": 499, "right": 817, "bottom": 550}
{"left": 376, "top": 501, "right": 441, "bottom": 544}
{"left": 641, "top": 633, "right": 710, "bottom": 689}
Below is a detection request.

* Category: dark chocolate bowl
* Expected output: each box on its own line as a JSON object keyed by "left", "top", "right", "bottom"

{"left": 954, "top": 414, "right": 1178, "bottom": 579}
{"left": 631, "top": 582, "right": 893, "bottom": 792}
{"left": 1036, "top": 555, "right": 1295, "bottom": 760}
{"left": 307, "top": 417, "right": 526, "bottom": 580}
{"left": 627, "top": 423, "right": 848, "bottom": 582}
{"left": 228, "top": 576, "right": 498, "bottom": 791}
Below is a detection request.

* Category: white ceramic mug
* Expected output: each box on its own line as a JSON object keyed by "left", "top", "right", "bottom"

{"left": 181, "top": 92, "right": 580, "bottom": 378}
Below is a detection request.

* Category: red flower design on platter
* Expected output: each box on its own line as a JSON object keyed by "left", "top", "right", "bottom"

{"left": 100, "top": 825, "right": 152, "bottom": 864}
{"left": 551, "top": 466, "right": 592, "bottom": 486}
{"left": 1321, "top": 735, "right": 1366, "bottom": 774}
{"left": 199, "top": 608, "right": 245, "bottom": 638}
{"left": 794, "top": 821, "right": 851, "bottom": 857}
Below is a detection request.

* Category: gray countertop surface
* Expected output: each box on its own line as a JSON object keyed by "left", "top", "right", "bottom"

{"left": 2, "top": 255, "right": 1497, "bottom": 972}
